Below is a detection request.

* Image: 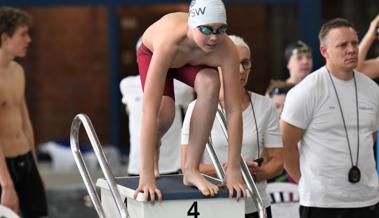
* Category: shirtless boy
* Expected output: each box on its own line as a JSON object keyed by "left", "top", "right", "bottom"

{"left": 135, "top": 0, "right": 246, "bottom": 202}
{"left": 0, "top": 7, "right": 48, "bottom": 217}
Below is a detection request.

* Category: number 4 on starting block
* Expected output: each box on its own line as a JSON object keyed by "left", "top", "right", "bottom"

{"left": 96, "top": 174, "right": 245, "bottom": 218}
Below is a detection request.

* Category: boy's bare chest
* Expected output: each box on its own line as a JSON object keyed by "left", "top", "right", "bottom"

{"left": 0, "top": 71, "right": 24, "bottom": 107}
{"left": 172, "top": 48, "right": 218, "bottom": 68}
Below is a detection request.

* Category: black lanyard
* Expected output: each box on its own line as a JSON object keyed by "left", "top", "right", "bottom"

{"left": 218, "top": 92, "right": 261, "bottom": 158}
{"left": 327, "top": 69, "right": 361, "bottom": 183}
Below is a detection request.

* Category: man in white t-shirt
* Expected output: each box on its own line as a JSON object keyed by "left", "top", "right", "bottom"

{"left": 120, "top": 76, "right": 193, "bottom": 175}
{"left": 281, "top": 18, "right": 379, "bottom": 218}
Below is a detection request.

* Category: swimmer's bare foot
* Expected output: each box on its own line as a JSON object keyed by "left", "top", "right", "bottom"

{"left": 183, "top": 169, "right": 219, "bottom": 196}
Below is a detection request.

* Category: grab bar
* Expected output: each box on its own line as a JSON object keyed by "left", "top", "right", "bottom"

{"left": 206, "top": 136, "right": 226, "bottom": 180}
{"left": 213, "top": 109, "right": 267, "bottom": 218}
{"left": 70, "top": 113, "right": 128, "bottom": 218}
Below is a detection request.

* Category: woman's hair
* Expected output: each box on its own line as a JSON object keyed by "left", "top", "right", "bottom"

{"left": 228, "top": 35, "right": 250, "bottom": 53}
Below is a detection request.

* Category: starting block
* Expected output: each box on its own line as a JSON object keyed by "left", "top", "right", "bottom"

{"left": 96, "top": 174, "right": 245, "bottom": 218}
{"left": 70, "top": 114, "right": 259, "bottom": 218}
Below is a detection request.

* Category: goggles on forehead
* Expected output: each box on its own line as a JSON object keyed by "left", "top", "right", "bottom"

{"left": 269, "top": 87, "right": 293, "bottom": 96}
{"left": 197, "top": 25, "right": 227, "bottom": 36}
{"left": 290, "top": 46, "right": 311, "bottom": 57}
{"left": 240, "top": 58, "right": 252, "bottom": 70}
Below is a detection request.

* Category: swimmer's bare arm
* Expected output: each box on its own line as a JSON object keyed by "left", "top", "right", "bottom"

{"left": 357, "top": 14, "right": 379, "bottom": 78}
{"left": 13, "top": 64, "right": 35, "bottom": 158}
{"left": 0, "top": 145, "right": 19, "bottom": 212}
{"left": 280, "top": 120, "right": 304, "bottom": 183}
{"left": 20, "top": 97, "right": 35, "bottom": 158}
{"left": 219, "top": 40, "right": 246, "bottom": 198}
{"left": 135, "top": 34, "right": 178, "bottom": 202}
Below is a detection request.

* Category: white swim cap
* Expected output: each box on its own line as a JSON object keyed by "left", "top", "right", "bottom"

{"left": 188, "top": 0, "right": 227, "bottom": 28}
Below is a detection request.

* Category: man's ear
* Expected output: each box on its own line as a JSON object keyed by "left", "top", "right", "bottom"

{"left": 319, "top": 45, "right": 327, "bottom": 59}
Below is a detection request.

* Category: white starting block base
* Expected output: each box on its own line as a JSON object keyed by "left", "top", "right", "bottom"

{"left": 96, "top": 174, "right": 245, "bottom": 218}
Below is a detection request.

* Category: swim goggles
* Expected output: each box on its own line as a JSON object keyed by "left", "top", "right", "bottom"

{"left": 197, "top": 25, "right": 227, "bottom": 35}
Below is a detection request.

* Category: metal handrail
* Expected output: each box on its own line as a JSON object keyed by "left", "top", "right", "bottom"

{"left": 70, "top": 113, "right": 128, "bottom": 218}
{"left": 211, "top": 109, "right": 267, "bottom": 218}
{"left": 206, "top": 136, "right": 225, "bottom": 180}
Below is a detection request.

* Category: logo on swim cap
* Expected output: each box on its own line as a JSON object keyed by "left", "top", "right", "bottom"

{"left": 190, "top": 0, "right": 196, "bottom": 7}
{"left": 188, "top": 0, "right": 227, "bottom": 28}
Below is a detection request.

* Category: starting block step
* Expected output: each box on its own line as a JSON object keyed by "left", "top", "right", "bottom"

{"left": 96, "top": 174, "right": 245, "bottom": 218}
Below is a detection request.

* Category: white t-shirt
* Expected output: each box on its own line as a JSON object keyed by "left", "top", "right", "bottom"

{"left": 182, "top": 92, "right": 283, "bottom": 213}
{"left": 120, "top": 75, "right": 193, "bottom": 175}
{"left": 281, "top": 66, "right": 379, "bottom": 208}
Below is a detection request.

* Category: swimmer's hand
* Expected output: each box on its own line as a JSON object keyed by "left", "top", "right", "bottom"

{"left": 224, "top": 166, "right": 246, "bottom": 200}
{"left": 1, "top": 185, "right": 20, "bottom": 214}
{"left": 134, "top": 174, "right": 162, "bottom": 203}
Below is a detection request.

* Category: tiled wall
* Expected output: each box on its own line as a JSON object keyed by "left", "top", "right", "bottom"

{"left": 20, "top": 6, "right": 111, "bottom": 145}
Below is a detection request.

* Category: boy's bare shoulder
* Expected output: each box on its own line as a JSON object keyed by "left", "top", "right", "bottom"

{"left": 154, "top": 12, "right": 188, "bottom": 31}
{"left": 7, "top": 61, "right": 25, "bottom": 80}
{"left": 218, "top": 36, "right": 237, "bottom": 57}
{"left": 146, "top": 12, "right": 188, "bottom": 48}
{"left": 160, "top": 12, "right": 188, "bottom": 23}
{"left": 10, "top": 61, "right": 24, "bottom": 74}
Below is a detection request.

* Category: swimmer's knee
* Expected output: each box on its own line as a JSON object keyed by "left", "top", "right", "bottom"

{"left": 157, "top": 115, "right": 174, "bottom": 136}
{"left": 157, "top": 97, "right": 175, "bottom": 135}
{"left": 194, "top": 68, "right": 220, "bottom": 95}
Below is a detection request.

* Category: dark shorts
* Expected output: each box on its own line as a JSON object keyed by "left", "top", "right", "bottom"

{"left": 299, "top": 202, "right": 379, "bottom": 218}
{"left": 245, "top": 206, "right": 272, "bottom": 218}
{"left": 0, "top": 151, "right": 48, "bottom": 218}
{"left": 137, "top": 42, "right": 216, "bottom": 100}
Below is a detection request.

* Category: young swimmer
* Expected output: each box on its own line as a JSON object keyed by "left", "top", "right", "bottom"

{"left": 135, "top": 0, "right": 246, "bottom": 202}
{"left": 0, "top": 7, "right": 48, "bottom": 217}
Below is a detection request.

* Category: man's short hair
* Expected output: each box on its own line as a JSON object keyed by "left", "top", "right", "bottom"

{"left": 0, "top": 7, "right": 32, "bottom": 46}
{"left": 319, "top": 18, "right": 355, "bottom": 45}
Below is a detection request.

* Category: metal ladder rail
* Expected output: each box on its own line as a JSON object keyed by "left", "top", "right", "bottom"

{"left": 213, "top": 109, "right": 267, "bottom": 218}
{"left": 70, "top": 113, "right": 128, "bottom": 218}
{"left": 206, "top": 136, "right": 226, "bottom": 180}
{"left": 206, "top": 135, "right": 267, "bottom": 218}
